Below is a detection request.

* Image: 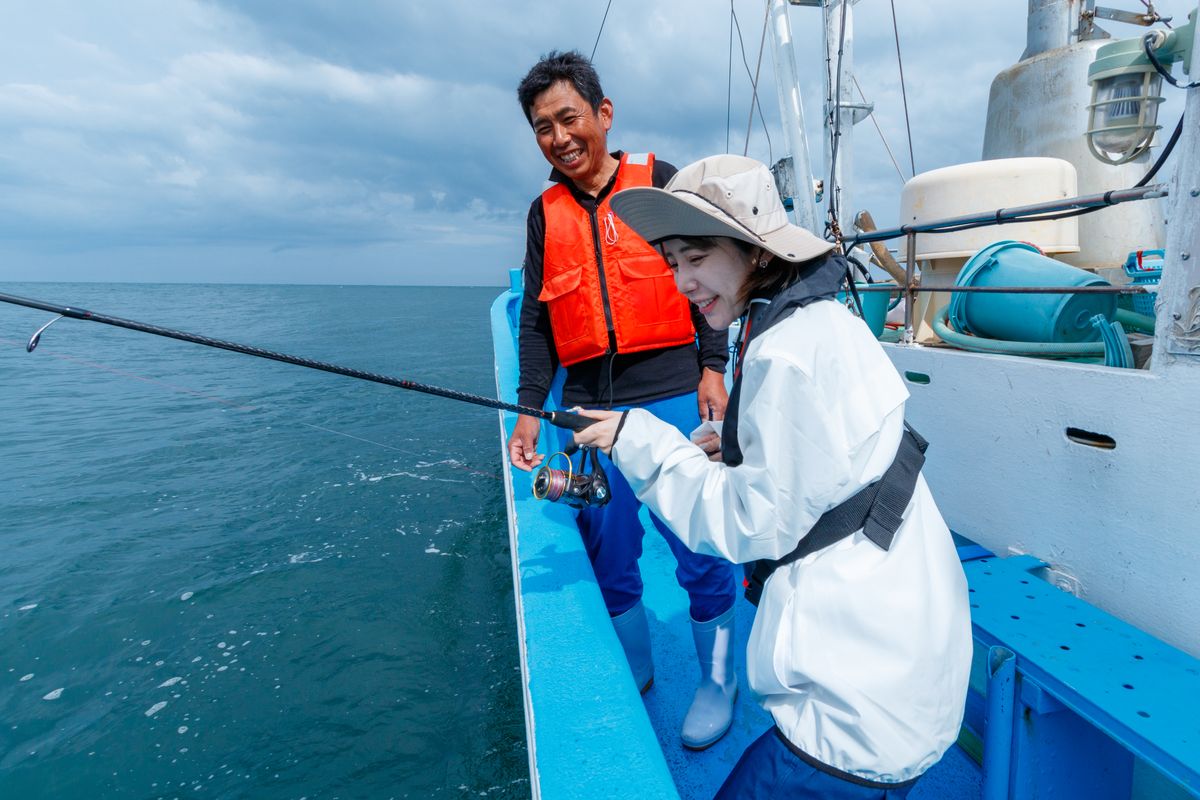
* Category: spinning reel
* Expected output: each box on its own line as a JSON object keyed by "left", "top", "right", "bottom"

{"left": 531, "top": 446, "right": 611, "bottom": 509}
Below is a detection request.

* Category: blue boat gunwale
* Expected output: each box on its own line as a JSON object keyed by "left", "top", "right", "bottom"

{"left": 491, "top": 287, "right": 679, "bottom": 798}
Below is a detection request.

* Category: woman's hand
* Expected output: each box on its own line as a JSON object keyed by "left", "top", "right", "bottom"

{"left": 571, "top": 408, "right": 624, "bottom": 455}
{"left": 693, "top": 429, "right": 723, "bottom": 462}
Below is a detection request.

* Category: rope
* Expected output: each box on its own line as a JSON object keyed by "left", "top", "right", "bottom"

{"left": 889, "top": 0, "right": 916, "bottom": 176}
{"left": 590, "top": 0, "right": 614, "bottom": 62}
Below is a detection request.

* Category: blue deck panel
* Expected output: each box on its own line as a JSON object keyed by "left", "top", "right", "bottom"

{"left": 964, "top": 555, "right": 1200, "bottom": 796}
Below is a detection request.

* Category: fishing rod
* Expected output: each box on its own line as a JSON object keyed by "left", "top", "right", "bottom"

{"left": 0, "top": 290, "right": 595, "bottom": 433}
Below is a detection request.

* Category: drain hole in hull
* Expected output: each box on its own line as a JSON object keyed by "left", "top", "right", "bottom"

{"left": 1066, "top": 427, "right": 1116, "bottom": 449}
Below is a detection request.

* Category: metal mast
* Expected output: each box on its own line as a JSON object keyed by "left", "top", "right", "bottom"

{"left": 768, "top": 0, "right": 821, "bottom": 233}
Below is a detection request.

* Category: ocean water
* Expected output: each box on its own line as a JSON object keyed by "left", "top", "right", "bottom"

{"left": 0, "top": 284, "right": 527, "bottom": 799}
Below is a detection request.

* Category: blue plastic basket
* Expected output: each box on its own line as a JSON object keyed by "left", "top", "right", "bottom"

{"left": 1122, "top": 249, "right": 1164, "bottom": 317}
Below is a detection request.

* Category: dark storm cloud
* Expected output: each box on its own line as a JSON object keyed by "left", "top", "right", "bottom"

{"left": 0, "top": 0, "right": 1191, "bottom": 284}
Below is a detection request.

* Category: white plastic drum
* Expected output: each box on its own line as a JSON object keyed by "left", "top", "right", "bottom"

{"left": 898, "top": 157, "right": 1080, "bottom": 261}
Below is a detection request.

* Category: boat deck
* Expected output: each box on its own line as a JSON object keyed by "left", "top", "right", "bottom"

{"left": 492, "top": 285, "right": 1200, "bottom": 799}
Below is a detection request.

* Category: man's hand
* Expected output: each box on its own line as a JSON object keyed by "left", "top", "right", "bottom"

{"left": 571, "top": 408, "right": 624, "bottom": 455}
{"left": 697, "top": 367, "right": 729, "bottom": 422}
{"left": 507, "top": 415, "right": 545, "bottom": 472}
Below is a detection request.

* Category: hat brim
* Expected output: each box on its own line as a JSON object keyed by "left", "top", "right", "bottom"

{"left": 610, "top": 187, "right": 834, "bottom": 263}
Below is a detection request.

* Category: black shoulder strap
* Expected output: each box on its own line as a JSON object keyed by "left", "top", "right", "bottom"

{"left": 743, "top": 425, "right": 928, "bottom": 606}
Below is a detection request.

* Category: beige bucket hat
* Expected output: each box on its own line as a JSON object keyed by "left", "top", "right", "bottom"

{"left": 610, "top": 154, "right": 835, "bottom": 263}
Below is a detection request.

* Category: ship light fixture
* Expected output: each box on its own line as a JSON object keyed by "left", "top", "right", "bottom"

{"left": 1086, "top": 11, "right": 1196, "bottom": 165}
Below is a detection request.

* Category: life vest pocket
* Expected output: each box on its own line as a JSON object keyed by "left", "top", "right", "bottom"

{"left": 615, "top": 255, "right": 691, "bottom": 331}
{"left": 538, "top": 262, "right": 590, "bottom": 349}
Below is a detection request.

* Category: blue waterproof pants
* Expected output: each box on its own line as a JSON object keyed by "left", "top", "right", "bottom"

{"left": 570, "top": 392, "right": 736, "bottom": 623}
{"left": 715, "top": 728, "right": 918, "bottom": 800}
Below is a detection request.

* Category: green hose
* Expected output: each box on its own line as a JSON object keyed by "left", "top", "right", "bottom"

{"left": 1116, "top": 307, "right": 1156, "bottom": 335}
{"left": 931, "top": 307, "right": 1105, "bottom": 357}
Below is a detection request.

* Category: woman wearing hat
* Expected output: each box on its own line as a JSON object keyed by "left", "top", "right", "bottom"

{"left": 573, "top": 154, "right": 971, "bottom": 799}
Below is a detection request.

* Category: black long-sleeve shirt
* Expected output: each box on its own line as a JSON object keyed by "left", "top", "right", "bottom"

{"left": 516, "top": 153, "right": 729, "bottom": 410}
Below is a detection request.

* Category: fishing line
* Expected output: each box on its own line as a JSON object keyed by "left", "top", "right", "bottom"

{"left": 0, "top": 290, "right": 596, "bottom": 433}
{"left": 298, "top": 422, "right": 409, "bottom": 453}
{"left": 299, "top": 424, "right": 500, "bottom": 479}
{"left": 0, "top": 332, "right": 502, "bottom": 479}
{"left": 0, "top": 336, "right": 260, "bottom": 411}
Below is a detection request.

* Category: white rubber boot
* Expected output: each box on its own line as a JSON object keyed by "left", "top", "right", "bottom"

{"left": 681, "top": 606, "right": 737, "bottom": 750}
{"left": 611, "top": 600, "right": 654, "bottom": 693}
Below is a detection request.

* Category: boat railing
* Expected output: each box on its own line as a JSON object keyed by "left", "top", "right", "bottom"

{"left": 841, "top": 183, "right": 1168, "bottom": 343}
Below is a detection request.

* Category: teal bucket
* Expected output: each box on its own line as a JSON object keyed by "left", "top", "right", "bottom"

{"left": 838, "top": 283, "right": 894, "bottom": 338}
{"left": 948, "top": 241, "right": 1115, "bottom": 343}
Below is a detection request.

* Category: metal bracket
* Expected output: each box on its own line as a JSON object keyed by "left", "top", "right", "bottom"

{"left": 1080, "top": 2, "right": 1167, "bottom": 40}
{"left": 1094, "top": 5, "right": 1166, "bottom": 27}
{"left": 826, "top": 101, "right": 874, "bottom": 126}
{"left": 1078, "top": 0, "right": 1113, "bottom": 41}
{"left": 840, "top": 100, "right": 874, "bottom": 125}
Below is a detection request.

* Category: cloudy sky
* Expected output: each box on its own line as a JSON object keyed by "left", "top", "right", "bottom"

{"left": 1, "top": 1, "right": 1191, "bottom": 286}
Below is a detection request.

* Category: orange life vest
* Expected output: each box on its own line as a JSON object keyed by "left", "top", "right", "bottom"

{"left": 538, "top": 153, "right": 696, "bottom": 367}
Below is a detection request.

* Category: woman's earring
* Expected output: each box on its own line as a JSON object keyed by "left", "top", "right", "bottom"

{"left": 757, "top": 257, "right": 769, "bottom": 270}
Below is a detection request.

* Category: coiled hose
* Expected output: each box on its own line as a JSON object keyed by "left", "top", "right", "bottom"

{"left": 930, "top": 306, "right": 1155, "bottom": 359}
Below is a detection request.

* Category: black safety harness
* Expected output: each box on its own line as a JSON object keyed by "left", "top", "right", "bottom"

{"left": 720, "top": 253, "right": 929, "bottom": 607}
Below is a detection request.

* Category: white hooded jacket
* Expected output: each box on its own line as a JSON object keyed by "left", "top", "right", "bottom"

{"left": 611, "top": 299, "right": 972, "bottom": 784}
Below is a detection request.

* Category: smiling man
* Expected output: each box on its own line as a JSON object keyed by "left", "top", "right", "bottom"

{"left": 508, "top": 50, "right": 738, "bottom": 751}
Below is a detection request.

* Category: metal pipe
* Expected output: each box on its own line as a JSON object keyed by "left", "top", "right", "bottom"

{"left": 903, "top": 232, "right": 916, "bottom": 344}
{"left": 768, "top": 0, "right": 821, "bottom": 233}
{"left": 850, "top": 284, "right": 1150, "bottom": 294}
{"left": 846, "top": 184, "right": 1168, "bottom": 246}
{"left": 982, "top": 645, "right": 1017, "bottom": 800}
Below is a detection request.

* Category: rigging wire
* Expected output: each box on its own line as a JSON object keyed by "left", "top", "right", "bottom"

{"left": 731, "top": 3, "right": 774, "bottom": 162}
{"left": 743, "top": 1, "right": 774, "bottom": 163}
{"left": 889, "top": 0, "right": 917, "bottom": 177}
{"left": 727, "top": 1, "right": 735, "bottom": 153}
{"left": 590, "top": 0, "right": 615, "bottom": 62}
{"left": 853, "top": 75, "right": 906, "bottom": 183}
